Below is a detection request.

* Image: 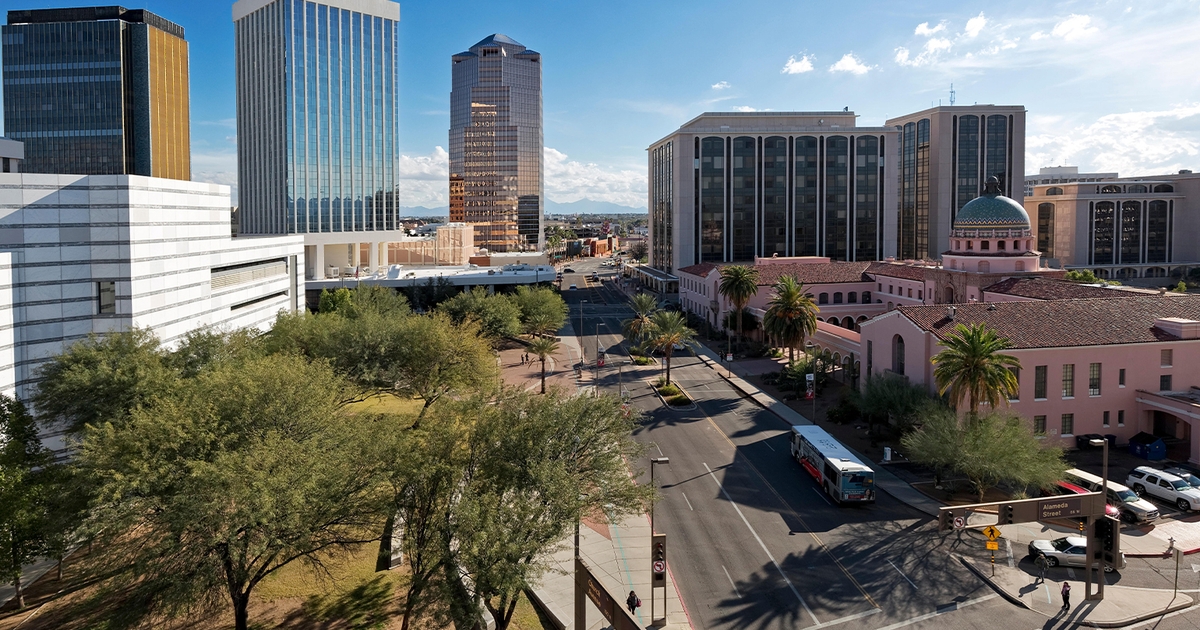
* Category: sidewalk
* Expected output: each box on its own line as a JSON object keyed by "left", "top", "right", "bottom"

{"left": 958, "top": 554, "right": 1193, "bottom": 627}
{"left": 530, "top": 513, "right": 689, "bottom": 629}
{"left": 692, "top": 347, "right": 943, "bottom": 517}
{"left": 995, "top": 518, "right": 1200, "bottom": 560}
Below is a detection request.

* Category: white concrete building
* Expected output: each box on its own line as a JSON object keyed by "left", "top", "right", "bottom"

{"left": 0, "top": 173, "right": 304, "bottom": 399}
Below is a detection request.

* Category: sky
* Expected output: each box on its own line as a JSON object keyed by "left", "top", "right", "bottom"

{"left": 3, "top": 0, "right": 1200, "bottom": 210}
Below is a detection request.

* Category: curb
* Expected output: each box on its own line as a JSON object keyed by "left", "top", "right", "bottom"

{"left": 958, "top": 553, "right": 1196, "bottom": 627}
{"left": 525, "top": 587, "right": 567, "bottom": 630}
{"left": 1127, "top": 545, "right": 1200, "bottom": 558}
{"left": 649, "top": 378, "right": 697, "bottom": 411}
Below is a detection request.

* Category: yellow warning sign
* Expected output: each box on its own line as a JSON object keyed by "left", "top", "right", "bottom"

{"left": 986, "top": 541, "right": 999, "bottom": 550}
{"left": 982, "top": 525, "right": 1001, "bottom": 541}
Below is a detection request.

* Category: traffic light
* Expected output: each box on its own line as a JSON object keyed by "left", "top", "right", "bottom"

{"left": 998, "top": 504, "right": 1015, "bottom": 525}
{"left": 938, "top": 509, "right": 956, "bottom": 532}
{"left": 651, "top": 534, "right": 666, "bottom": 586}
{"left": 1094, "top": 516, "right": 1119, "bottom": 565}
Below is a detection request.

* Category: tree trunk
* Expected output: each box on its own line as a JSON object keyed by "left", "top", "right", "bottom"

{"left": 232, "top": 592, "right": 250, "bottom": 630}
{"left": 57, "top": 556, "right": 63, "bottom": 581}
{"left": 736, "top": 309, "right": 744, "bottom": 355}
{"left": 377, "top": 512, "right": 396, "bottom": 572}
{"left": 13, "top": 571, "right": 23, "bottom": 610}
{"left": 540, "top": 360, "right": 546, "bottom": 394}
{"left": 665, "top": 351, "right": 672, "bottom": 385}
{"left": 789, "top": 345, "right": 795, "bottom": 364}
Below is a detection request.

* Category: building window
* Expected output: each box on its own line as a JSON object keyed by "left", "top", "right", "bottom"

{"left": 889, "top": 285, "right": 894, "bottom": 294}
{"left": 848, "top": 292, "right": 858, "bottom": 304}
{"left": 1119, "top": 368, "right": 1125, "bottom": 387}
{"left": 1118, "top": 410, "right": 1125, "bottom": 427}
{"left": 892, "top": 334, "right": 905, "bottom": 375}
{"left": 867, "top": 340, "right": 873, "bottom": 376}
{"left": 1089, "top": 363, "right": 1101, "bottom": 396}
{"left": 981, "top": 240, "right": 990, "bottom": 250}
{"left": 1033, "top": 416, "right": 1047, "bottom": 435}
{"left": 819, "top": 293, "right": 828, "bottom": 304}
{"left": 1103, "top": 411, "right": 1110, "bottom": 428}
{"left": 908, "top": 288, "right": 913, "bottom": 298}
{"left": 1062, "top": 364, "right": 1075, "bottom": 398}
{"left": 1061, "top": 413, "right": 1074, "bottom": 436}
{"left": 1035, "top": 365, "right": 1047, "bottom": 399}
{"left": 918, "top": 290, "right": 923, "bottom": 300}
{"left": 863, "top": 291, "right": 871, "bottom": 303}
{"left": 1161, "top": 374, "right": 1173, "bottom": 391}
{"left": 997, "top": 240, "right": 1006, "bottom": 251}
{"left": 833, "top": 292, "right": 843, "bottom": 304}
{"left": 1009, "top": 367, "right": 1020, "bottom": 401}
{"left": 1161, "top": 349, "right": 1173, "bottom": 367}
{"left": 967, "top": 241, "right": 974, "bottom": 250}
{"left": 98, "top": 281, "right": 116, "bottom": 314}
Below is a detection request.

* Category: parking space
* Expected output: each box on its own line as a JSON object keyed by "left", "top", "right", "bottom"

{"left": 1068, "top": 442, "right": 1200, "bottom": 524}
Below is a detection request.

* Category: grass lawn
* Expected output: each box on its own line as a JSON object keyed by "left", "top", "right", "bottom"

{"left": 348, "top": 393, "right": 425, "bottom": 417}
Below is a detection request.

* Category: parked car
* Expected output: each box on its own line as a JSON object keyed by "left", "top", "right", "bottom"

{"left": 563, "top": 268, "right": 576, "bottom": 273}
{"left": 1126, "top": 466, "right": 1200, "bottom": 511}
{"left": 568, "top": 284, "right": 577, "bottom": 291}
{"left": 1064, "top": 468, "right": 1159, "bottom": 523}
{"left": 1028, "top": 536, "right": 1126, "bottom": 572}
{"left": 1052, "top": 480, "right": 1121, "bottom": 520}
{"left": 1164, "top": 467, "right": 1200, "bottom": 490}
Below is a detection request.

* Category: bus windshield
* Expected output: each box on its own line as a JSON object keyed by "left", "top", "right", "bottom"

{"left": 842, "top": 472, "right": 874, "bottom": 490}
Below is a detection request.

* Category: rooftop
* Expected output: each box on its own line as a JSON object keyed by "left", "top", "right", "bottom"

{"left": 896, "top": 294, "right": 1200, "bottom": 349}
{"left": 755, "top": 260, "right": 873, "bottom": 286}
{"left": 867, "top": 261, "right": 932, "bottom": 281}
{"left": 982, "top": 277, "right": 1151, "bottom": 301}
{"left": 677, "top": 263, "right": 719, "bottom": 277}
{"left": 472, "top": 33, "right": 525, "bottom": 48}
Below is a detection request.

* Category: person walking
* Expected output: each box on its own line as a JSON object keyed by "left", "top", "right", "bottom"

{"left": 1034, "top": 551, "right": 1049, "bottom": 583}
{"left": 626, "top": 590, "right": 640, "bottom": 615}
{"left": 1060, "top": 581, "right": 1071, "bottom": 612}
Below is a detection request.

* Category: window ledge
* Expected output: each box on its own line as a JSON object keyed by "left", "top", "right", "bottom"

{"left": 1034, "top": 397, "right": 1047, "bottom": 402}
{"left": 1090, "top": 394, "right": 1101, "bottom": 398}
{"left": 1063, "top": 396, "right": 1075, "bottom": 400}
{"left": 1061, "top": 433, "right": 1074, "bottom": 438}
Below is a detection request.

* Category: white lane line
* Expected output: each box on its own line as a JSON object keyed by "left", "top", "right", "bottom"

{"left": 886, "top": 559, "right": 918, "bottom": 590}
{"left": 722, "top": 565, "right": 742, "bottom": 598}
{"left": 809, "top": 608, "right": 881, "bottom": 629}
{"left": 764, "top": 440, "right": 776, "bottom": 452}
{"left": 1043, "top": 583, "right": 1051, "bottom": 603}
{"left": 812, "top": 486, "right": 833, "bottom": 506}
{"left": 1067, "top": 568, "right": 1077, "bottom": 580}
{"left": 654, "top": 442, "right": 665, "bottom": 457}
{"left": 1005, "top": 539, "right": 1014, "bottom": 568}
{"left": 681, "top": 492, "right": 694, "bottom": 511}
{"left": 872, "top": 594, "right": 998, "bottom": 630}
{"left": 704, "top": 462, "right": 820, "bottom": 625}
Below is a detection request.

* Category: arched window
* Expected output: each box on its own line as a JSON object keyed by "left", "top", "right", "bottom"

{"left": 1046, "top": 187, "right": 1064, "bottom": 196}
{"left": 887, "top": 302, "right": 894, "bottom": 310}
{"left": 1101, "top": 184, "right": 1122, "bottom": 194}
{"left": 819, "top": 293, "right": 829, "bottom": 304}
{"left": 967, "top": 241, "right": 974, "bottom": 250}
{"left": 1154, "top": 184, "right": 1174, "bottom": 193}
{"left": 981, "top": 241, "right": 990, "bottom": 250}
{"left": 978, "top": 260, "right": 990, "bottom": 272}
{"left": 945, "top": 287, "right": 955, "bottom": 303}
{"left": 892, "top": 335, "right": 905, "bottom": 375}
{"left": 848, "top": 292, "right": 858, "bottom": 304}
{"left": 833, "top": 292, "right": 843, "bottom": 304}
{"left": 1013, "top": 240, "right": 1020, "bottom": 250}
{"left": 955, "top": 240, "right": 961, "bottom": 249}
{"left": 1127, "top": 184, "right": 1147, "bottom": 194}
{"left": 997, "top": 240, "right": 1006, "bottom": 250}
{"left": 842, "top": 317, "right": 853, "bottom": 329}
{"left": 862, "top": 291, "right": 871, "bottom": 303}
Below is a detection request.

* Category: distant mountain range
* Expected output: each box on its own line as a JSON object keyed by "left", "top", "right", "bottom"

{"left": 397, "top": 198, "right": 646, "bottom": 219}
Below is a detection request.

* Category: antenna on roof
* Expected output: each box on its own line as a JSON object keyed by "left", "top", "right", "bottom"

{"left": 949, "top": 83, "right": 956, "bottom": 106}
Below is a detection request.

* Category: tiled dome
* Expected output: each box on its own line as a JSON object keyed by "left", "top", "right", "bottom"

{"left": 955, "top": 177, "right": 1030, "bottom": 230}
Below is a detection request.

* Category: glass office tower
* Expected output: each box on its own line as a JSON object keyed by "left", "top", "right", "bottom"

{"left": 450, "top": 34, "right": 543, "bottom": 252}
{"left": 233, "top": 0, "right": 399, "bottom": 235}
{"left": 2, "top": 6, "right": 190, "bottom": 178}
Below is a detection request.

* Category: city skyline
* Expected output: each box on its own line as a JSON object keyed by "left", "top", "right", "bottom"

{"left": 1, "top": 0, "right": 1198, "bottom": 210}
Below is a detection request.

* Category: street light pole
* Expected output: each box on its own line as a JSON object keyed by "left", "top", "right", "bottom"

{"left": 579, "top": 299, "right": 588, "bottom": 371}
{"left": 806, "top": 342, "right": 816, "bottom": 421}
{"left": 1090, "top": 436, "right": 1109, "bottom": 600}
{"left": 595, "top": 322, "right": 606, "bottom": 394}
{"left": 649, "top": 457, "right": 669, "bottom": 626}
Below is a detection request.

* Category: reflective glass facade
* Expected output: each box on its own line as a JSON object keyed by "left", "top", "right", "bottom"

{"left": 1086, "top": 196, "right": 1174, "bottom": 265}
{"left": 235, "top": 0, "right": 399, "bottom": 235}
{"left": 449, "top": 34, "right": 542, "bottom": 252}
{"left": 650, "top": 142, "right": 672, "bottom": 267}
{"left": 2, "top": 7, "right": 189, "bottom": 177}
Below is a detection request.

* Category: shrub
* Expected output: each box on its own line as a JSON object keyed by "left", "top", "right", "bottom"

{"left": 826, "top": 391, "right": 860, "bottom": 425}
{"left": 632, "top": 356, "right": 654, "bottom": 366}
{"left": 666, "top": 394, "right": 690, "bottom": 407}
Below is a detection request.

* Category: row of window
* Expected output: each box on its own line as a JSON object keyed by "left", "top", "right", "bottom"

{"left": 815, "top": 290, "right": 871, "bottom": 305}
{"left": 1026, "top": 355, "right": 1174, "bottom": 401}
{"left": 1032, "top": 411, "right": 1126, "bottom": 436}
{"left": 1042, "top": 184, "right": 1175, "bottom": 196}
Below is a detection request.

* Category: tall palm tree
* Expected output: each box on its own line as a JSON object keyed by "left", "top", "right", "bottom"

{"left": 718, "top": 265, "right": 759, "bottom": 358}
{"left": 528, "top": 337, "right": 560, "bottom": 394}
{"left": 524, "top": 312, "right": 559, "bottom": 338}
{"left": 762, "top": 275, "right": 819, "bottom": 364}
{"left": 622, "top": 293, "right": 659, "bottom": 349}
{"left": 647, "top": 310, "right": 697, "bottom": 386}
{"left": 931, "top": 322, "right": 1021, "bottom": 417}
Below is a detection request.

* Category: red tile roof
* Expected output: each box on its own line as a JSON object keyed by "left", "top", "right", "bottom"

{"left": 897, "top": 295, "right": 1200, "bottom": 349}
{"left": 867, "top": 261, "right": 931, "bottom": 281}
{"left": 754, "top": 261, "right": 873, "bottom": 286}
{"left": 982, "top": 277, "right": 1144, "bottom": 301}
{"left": 676, "top": 263, "right": 720, "bottom": 277}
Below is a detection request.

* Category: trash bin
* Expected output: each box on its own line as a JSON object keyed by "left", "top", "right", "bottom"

{"left": 1128, "top": 432, "right": 1166, "bottom": 460}
{"left": 1104, "top": 434, "right": 1117, "bottom": 448}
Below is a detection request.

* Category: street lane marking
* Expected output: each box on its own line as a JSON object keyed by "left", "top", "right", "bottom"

{"left": 704, "top": 462, "right": 820, "bottom": 625}
{"left": 681, "top": 492, "right": 694, "bottom": 511}
{"left": 654, "top": 442, "right": 664, "bottom": 457}
{"left": 721, "top": 564, "right": 742, "bottom": 598}
{"left": 763, "top": 440, "right": 775, "bottom": 451}
{"left": 1043, "top": 583, "right": 1051, "bottom": 603}
{"left": 1067, "top": 568, "right": 1077, "bottom": 580}
{"left": 812, "top": 487, "right": 833, "bottom": 506}
{"left": 1006, "top": 539, "right": 1014, "bottom": 568}
{"left": 696, "top": 393, "right": 879, "bottom": 609}
{"left": 872, "top": 594, "right": 998, "bottom": 630}
{"left": 887, "top": 559, "right": 918, "bottom": 590}
{"left": 808, "top": 608, "right": 881, "bottom": 629}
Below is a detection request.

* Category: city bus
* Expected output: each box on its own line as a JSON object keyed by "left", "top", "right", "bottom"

{"left": 790, "top": 425, "right": 876, "bottom": 504}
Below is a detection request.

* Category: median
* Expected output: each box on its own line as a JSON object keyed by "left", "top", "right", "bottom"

{"left": 654, "top": 378, "right": 692, "bottom": 407}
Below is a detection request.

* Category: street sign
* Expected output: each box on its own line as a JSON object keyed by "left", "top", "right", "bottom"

{"left": 1039, "top": 497, "right": 1083, "bottom": 520}
{"left": 653, "top": 560, "right": 665, "bottom": 573}
{"left": 982, "top": 525, "right": 1001, "bottom": 541}
{"left": 805, "top": 373, "right": 815, "bottom": 382}
{"left": 953, "top": 516, "right": 966, "bottom": 530}
{"left": 986, "top": 541, "right": 999, "bottom": 550}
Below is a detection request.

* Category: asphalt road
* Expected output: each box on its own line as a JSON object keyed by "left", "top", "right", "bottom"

{"left": 557, "top": 257, "right": 1200, "bottom": 629}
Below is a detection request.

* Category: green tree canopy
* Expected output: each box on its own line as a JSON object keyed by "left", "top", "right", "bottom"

{"left": 622, "top": 293, "right": 659, "bottom": 348}
{"left": 857, "top": 372, "right": 936, "bottom": 431}
{"left": 762, "top": 275, "right": 818, "bottom": 363}
{"left": 438, "top": 287, "right": 523, "bottom": 340}
{"left": 647, "top": 310, "right": 697, "bottom": 385}
{"left": 0, "top": 395, "right": 54, "bottom": 609}
{"left": 718, "top": 265, "right": 760, "bottom": 355}
{"left": 512, "top": 285, "right": 567, "bottom": 336}
{"left": 931, "top": 322, "right": 1021, "bottom": 416}
{"left": 527, "top": 336, "right": 560, "bottom": 394}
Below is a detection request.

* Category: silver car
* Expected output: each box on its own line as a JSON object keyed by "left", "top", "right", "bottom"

{"left": 1028, "top": 536, "right": 1126, "bottom": 572}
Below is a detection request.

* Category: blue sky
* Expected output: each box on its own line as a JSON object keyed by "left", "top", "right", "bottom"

{"left": 4, "top": 0, "right": 1200, "bottom": 210}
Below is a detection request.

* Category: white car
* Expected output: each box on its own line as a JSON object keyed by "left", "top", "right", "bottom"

{"left": 1028, "top": 536, "right": 1125, "bottom": 572}
{"left": 1126, "top": 466, "right": 1200, "bottom": 511}
{"left": 568, "top": 284, "right": 577, "bottom": 291}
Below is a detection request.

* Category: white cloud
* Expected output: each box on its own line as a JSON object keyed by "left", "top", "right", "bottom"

{"left": 711, "top": 81, "right": 731, "bottom": 90}
{"left": 544, "top": 147, "right": 645, "bottom": 208}
{"left": 915, "top": 21, "right": 946, "bottom": 37}
{"left": 1030, "top": 31, "right": 1046, "bottom": 40}
{"left": 396, "top": 146, "right": 450, "bottom": 207}
{"left": 964, "top": 13, "right": 987, "bottom": 38}
{"left": 781, "top": 54, "right": 814, "bottom": 74}
{"left": 829, "top": 53, "right": 872, "bottom": 75}
{"left": 925, "top": 37, "right": 953, "bottom": 53}
{"left": 1027, "top": 105, "right": 1200, "bottom": 176}
{"left": 1050, "top": 14, "right": 1098, "bottom": 41}
{"left": 733, "top": 106, "right": 769, "bottom": 112}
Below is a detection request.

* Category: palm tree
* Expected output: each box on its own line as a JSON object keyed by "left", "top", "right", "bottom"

{"left": 647, "top": 311, "right": 696, "bottom": 386}
{"left": 718, "top": 265, "right": 759, "bottom": 358}
{"left": 762, "top": 275, "right": 819, "bottom": 364}
{"left": 622, "top": 293, "right": 659, "bottom": 349}
{"left": 528, "top": 337, "right": 560, "bottom": 394}
{"left": 931, "top": 322, "right": 1021, "bottom": 417}
{"left": 525, "top": 312, "right": 559, "bottom": 338}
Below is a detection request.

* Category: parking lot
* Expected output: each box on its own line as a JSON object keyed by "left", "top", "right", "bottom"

{"left": 1068, "top": 439, "right": 1200, "bottom": 528}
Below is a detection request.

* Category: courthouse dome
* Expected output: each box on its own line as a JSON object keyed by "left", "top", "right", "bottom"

{"left": 955, "top": 177, "right": 1030, "bottom": 230}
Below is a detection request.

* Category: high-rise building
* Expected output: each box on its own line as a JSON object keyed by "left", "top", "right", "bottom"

{"left": 886, "top": 106, "right": 1026, "bottom": 260}
{"left": 2, "top": 6, "right": 190, "bottom": 178}
{"left": 647, "top": 112, "right": 899, "bottom": 274}
{"left": 449, "top": 34, "right": 543, "bottom": 252}
{"left": 233, "top": 0, "right": 400, "bottom": 250}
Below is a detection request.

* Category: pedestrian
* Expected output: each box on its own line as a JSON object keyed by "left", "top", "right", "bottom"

{"left": 1060, "top": 581, "right": 1071, "bottom": 611}
{"left": 626, "top": 590, "right": 640, "bottom": 615}
{"left": 1034, "top": 551, "right": 1048, "bottom": 583}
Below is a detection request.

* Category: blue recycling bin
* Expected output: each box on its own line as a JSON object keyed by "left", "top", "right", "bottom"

{"left": 1128, "top": 432, "right": 1166, "bottom": 460}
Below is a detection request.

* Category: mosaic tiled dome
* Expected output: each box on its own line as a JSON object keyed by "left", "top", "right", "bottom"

{"left": 955, "top": 177, "right": 1030, "bottom": 230}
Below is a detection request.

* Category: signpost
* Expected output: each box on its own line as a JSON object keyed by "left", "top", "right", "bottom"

{"left": 982, "top": 525, "right": 1001, "bottom": 541}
